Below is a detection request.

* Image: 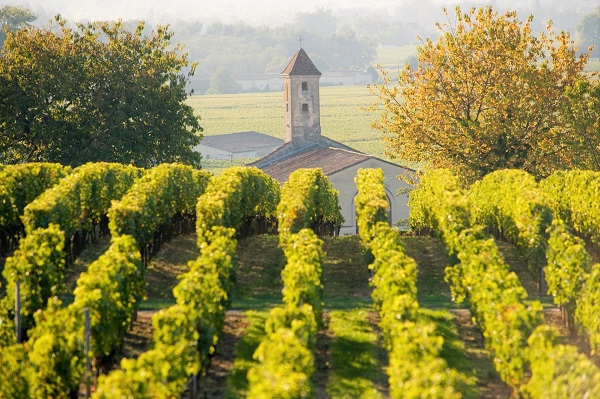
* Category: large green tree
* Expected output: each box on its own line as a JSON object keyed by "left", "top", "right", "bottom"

{"left": 370, "top": 6, "right": 593, "bottom": 182}
{"left": 0, "top": 17, "right": 202, "bottom": 168}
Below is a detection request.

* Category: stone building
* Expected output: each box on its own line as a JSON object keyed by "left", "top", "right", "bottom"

{"left": 251, "top": 48, "right": 414, "bottom": 234}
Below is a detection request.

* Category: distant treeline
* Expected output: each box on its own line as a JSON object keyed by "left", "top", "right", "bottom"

{"left": 165, "top": 3, "right": 598, "bottom": 78}
{"left": 175, "top": 11, "right": 378, "bottom": 77}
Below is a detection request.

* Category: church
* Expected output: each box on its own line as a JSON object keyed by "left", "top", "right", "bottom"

{"left": 250, "top": 48, "right": 414, "bottom": 235}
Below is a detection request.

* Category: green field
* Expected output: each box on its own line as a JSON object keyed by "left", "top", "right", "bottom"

{"left": 187, "top": 85, "right": 389, "bottom": 160}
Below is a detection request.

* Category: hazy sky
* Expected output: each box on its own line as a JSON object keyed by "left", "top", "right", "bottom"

{"left": 6, "top": 0, "right": 492, "bottom": 25}
{"left": 9, "top": 0, "right": 422, "bottom": 25}
{"left": 4, "top": 0, "right": 597, "bottom": 29}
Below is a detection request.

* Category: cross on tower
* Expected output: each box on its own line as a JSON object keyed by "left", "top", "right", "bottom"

{"left": 299, "top": 35, "right": 302, "bottom": 48}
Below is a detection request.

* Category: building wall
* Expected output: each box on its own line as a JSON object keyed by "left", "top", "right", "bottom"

{"left": 193, "top": 144, "right": 260, "bottom": 160}
{"left": 328, "top": 159, "right": 413, "bottom": 235}
{"left": 193, "top": 144, "right": 233, "bottom": 160}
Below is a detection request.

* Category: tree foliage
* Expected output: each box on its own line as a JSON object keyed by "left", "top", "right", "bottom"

{"left": 561, "top": 78, "right": 600, "bottom": 170}
{"left": 185, "top": 14, "right": 375, "bottom": 78}
{"left": 0, "top": 6, "right": 36, "bottom": 29}
{"left": 0, "top": 5, "right": 36, "bottom": 47}
{"left": 370, "top": 6, "right": 592, "bottom": 182}
{"left": 0, "top": 17, "right": 202, "bottom": 167}
{"left": 576, "top": 6, "right": 600, "bottom": 58}
{"left": 206, "top": 69, "right": 242, "bottom": 94}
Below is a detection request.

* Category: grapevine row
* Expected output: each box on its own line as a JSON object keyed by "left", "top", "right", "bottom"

{"left": 1, "top": 163, "right": 148, "bottom": 396}
{"left": 538, "top": 171, "right": 600, "bottom": 354}
{"left": 276, "top": 168, "right": 343, "bottom": 244}
{"left": 355, "top": 168, "right": 470, "bottom": 398}
{"left": 0, "top": 234, "right": 143, "bottom": 398}
{"left": 0, "top": 224, "right": 65, "bottom": 345}
{"left": 545, "top": 212, "right": 600, "bottom": 357}
{"left": 108, "top": 163, "right": 211, "bottom": 264}
{"left": 93, "top": 228, "right": 237, "bottom": 398}
{"left": 196, "top": 166, "right": 280, "bottom": 243}
{"left": 0, "top": 163, "right": 213, "bottom": 397}
{"left": 540, "top": 170, "right": 600, "bottom": 244}
{"left": 468, "top": 169, "right": 551, "bottom": 289}
{"left": 0, "top": 163, "right": 70, "bottom": 255}
{"left": 410, "top": 168, "right": 600, "bottom": 397}
{"left": 1, "top": 163, "right": 142, "bottom": 345}
{"left": 248, "top": 168, "right": 340, "bottom": 396}
{"left": 444, "top": 168, "right": 600, "bottom": 361}
{"left": 94, "top": 166, "right": 280, "bottom": 397}
{"left": 247, "top": 230, "right": 322, "bottom": 397}
{"left": 22, "top": 162, "right": 142, "bottom": 259}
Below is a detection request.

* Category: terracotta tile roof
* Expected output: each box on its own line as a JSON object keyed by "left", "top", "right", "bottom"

{"left": 200, "top": 131, "right": 283, "bottom": 153}
{"left": 281, "top": 48, "right": 321, "bottom": 76}
{"left": 259, "top": 145, "right": 371, "bottom": 183}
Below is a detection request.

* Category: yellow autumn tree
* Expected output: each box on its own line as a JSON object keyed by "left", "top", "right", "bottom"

{"left": 370, "top": 6, "right": 592, "bottom": 183}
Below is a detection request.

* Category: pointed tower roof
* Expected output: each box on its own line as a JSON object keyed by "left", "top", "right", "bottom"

{"left": 281, "top": 48, "right": 321, "bottom": 76}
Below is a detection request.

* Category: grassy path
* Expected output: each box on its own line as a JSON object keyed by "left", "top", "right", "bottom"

{"left": 326, "top": 310, "right": 388, "bottom": 398}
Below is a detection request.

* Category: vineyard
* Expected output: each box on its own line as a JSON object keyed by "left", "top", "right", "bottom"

{"left": 1, "top": 162, "right": 600, "bottom": 398}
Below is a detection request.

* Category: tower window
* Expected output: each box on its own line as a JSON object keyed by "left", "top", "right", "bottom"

{"left": 302, "top": 82, "right": 308, "bottom": 90}
{"left": 302, "top": 103, "right": 309, "bottom": 112}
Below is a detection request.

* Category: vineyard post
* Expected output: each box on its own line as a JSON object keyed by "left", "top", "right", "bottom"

{"left": 191, "top": 373, "right": 197, "bottom": 399}
{"left": 84, "top": 307, "right": 91, "bottom": 398}
{"left": 540, "top": 268, "right": 547, "bottom": 295}
{"left": 15, "top": 280, "right": 21, "bottom": 343}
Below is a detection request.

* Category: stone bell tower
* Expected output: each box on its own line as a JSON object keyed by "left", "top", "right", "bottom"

{"left": 281, "top": 48, "right": 322, "bottom": 144}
